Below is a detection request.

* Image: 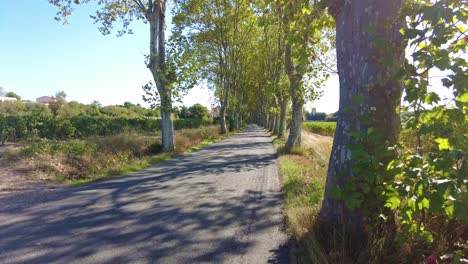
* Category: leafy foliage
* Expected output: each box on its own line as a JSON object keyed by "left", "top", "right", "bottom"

{"left": 177, "top": 103, "right": 210, "bottom": 120}
{"left": 382, "top": 0, "right": 468, "bottom": 257}
{"left": 326, "top": 0, "right": 467, "bottom": 261}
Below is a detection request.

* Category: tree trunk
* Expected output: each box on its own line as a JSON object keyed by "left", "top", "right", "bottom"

{"left": 148, "top": 1, "right": 174, "bottom": 152}
{"left": 320, "top": 0, "right": 405, "bottom": 246}
{"left": 285, "top": 80, "right": 303, "bottom": 149}
{"left": 265, "top": 114, "right": 271, "bottom": 131}
{"left": 278, "top": 97, "right": 287, "bottom": 138}
{"left": 220, "top": 105, "right": 228, "bottom": 134}
{"left": 284, "top": 39, "right": 305, "bottom": 149}
{"left": 236, "top": 113, "right": 241, "bottom": 129}
{"left": 270, "top": 98, "right": 278, "bottom": 132}
{"left": 272, "top": 115, "right": 278, "bottom": 134}
{"left": 273, "top": 113, "right": 280, "bottom": 135}
{"left": 161, "top": 104, "right": 175, "bottom": 152}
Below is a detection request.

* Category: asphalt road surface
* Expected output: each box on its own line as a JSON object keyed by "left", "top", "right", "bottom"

{"left": 0, "top": 125, "right": 288, "bottom": 264}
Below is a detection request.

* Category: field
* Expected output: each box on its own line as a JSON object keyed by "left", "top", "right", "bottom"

{"left": 302, "top": 122, "right": 336, "bottom": 137}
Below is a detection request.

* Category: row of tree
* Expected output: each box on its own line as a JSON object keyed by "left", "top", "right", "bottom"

{"left": 49, "top": 0, "right": 331, "bottom": 151}
{"left": 49, "top": 0, "right": 467, "bottom": 260}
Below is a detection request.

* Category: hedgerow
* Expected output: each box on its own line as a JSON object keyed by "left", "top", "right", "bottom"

{"left": 0, "top": 115, "right": 212, "bottom": 142}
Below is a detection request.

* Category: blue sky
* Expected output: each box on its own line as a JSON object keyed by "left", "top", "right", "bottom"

{"left": 0, "top": 0, "right": 339, "bottom": 113}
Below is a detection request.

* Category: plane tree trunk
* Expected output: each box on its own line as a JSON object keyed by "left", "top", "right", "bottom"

{"left": 148, "top": 1, "right": 175, "bottom": 152}
{"left": 285, "top": 79, "right": 303, "bottom": 148}
{"left": 220, "top": 104, "right": 228, "bottom": 134}
{"left": 278, "top": 96, "right": 288, "bottom": 138}
{"left": 284, "top": 43, "right": 305, "bottom": 149}
{"left": 319, "top": 0, "right": 405, "bottom": 246}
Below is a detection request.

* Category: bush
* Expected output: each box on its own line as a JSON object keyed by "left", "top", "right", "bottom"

{"left": 147, "top": 142, "right": 163, "bottom": 155}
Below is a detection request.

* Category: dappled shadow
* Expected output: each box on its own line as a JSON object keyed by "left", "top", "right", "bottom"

{"left": 0, "top": 125, "right": 288, "bottom": 263}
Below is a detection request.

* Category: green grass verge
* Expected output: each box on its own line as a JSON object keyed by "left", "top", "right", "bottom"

{"left": 272, "top": 136, "right": 332, "bottom": 264}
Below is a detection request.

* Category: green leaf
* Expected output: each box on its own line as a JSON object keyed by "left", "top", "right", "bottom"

{"left": 456, "top": 92, "right": 468, "bottom": 104}
{"left": 385, "top": 195, "right": 401, "bottom": 210}
{"left": 445, "top": 200, "right": 454, "bottom": 219}
{"left": 418, "top": 198, "right": 430, "bottom": 210}
{"left": 301, "top": 7, "right": 311, "bottom": 15}
{"left": 435, "top": 138, "right": 451, "bottom": 150}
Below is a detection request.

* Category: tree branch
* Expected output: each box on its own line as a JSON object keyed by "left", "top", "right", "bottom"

{"left": 132, "top": 0, "right": 147, "bottom": 13}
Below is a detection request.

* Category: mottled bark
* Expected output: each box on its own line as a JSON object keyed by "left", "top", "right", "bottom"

{"left": 148, "top": 1, "right": 174, "bottom": 152}
{"left": 266, "top": 114, "right": 271, "bottom": 130}
{"left": 220, "top": 105, "right": 228, "bottom": 134}
{"left": 285, "top": 79, "right": 303, "bottom": 149}
{"left": 278, "top": 97, "right": 288, "bottom": 138}
{"left": 271, "top": 116, "right": 277, "bottom": 132}
{"left": 285, "top": 41, "right": 305, "bottom": 149}
{"left": 320, "top": 0, "right": 405, "bottom": 242}
{"left": 273, "top": 112, "right": 280, "bottom": 135}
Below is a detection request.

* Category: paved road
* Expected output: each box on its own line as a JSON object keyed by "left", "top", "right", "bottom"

{"left": 0, "top": 125, "right": 288, "bottom": 264}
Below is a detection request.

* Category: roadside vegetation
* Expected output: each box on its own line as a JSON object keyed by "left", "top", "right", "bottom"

{"left": 274, "top": 123, "right": 467, "bottom": 263}
{"left": 272, "top": 131, "right": 332, "bottom": 263}
{"left": 302, "top": 122, "right": 336, "bottom": 137}
{"left": 257, "top": 0, "right": 468, "bottom": 262}
{"left": 1, "top": 126, "right": 235, "bottom": 184}
{"left": 0, "top": 115, "right": 212, "bottom": 142}
{"left": 0, "top": 96, "right": 234, "bottom": 184}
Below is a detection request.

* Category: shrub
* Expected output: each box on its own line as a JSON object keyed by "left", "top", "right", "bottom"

{"left": 147, "top": 142, "right": 163, "bottom": 155}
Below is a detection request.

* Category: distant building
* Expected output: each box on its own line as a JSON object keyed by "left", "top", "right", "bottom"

{"left": 36, "top": 96, "right": 56, "bottom": 104}
{"left": 311, "top": 108, "right": 317, "bottom": 114}
{"left": 0, "top": 96, "right": 18, "bottom": 102}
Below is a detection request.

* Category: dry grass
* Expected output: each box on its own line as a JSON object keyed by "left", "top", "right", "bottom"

{"left": 89, "top": 134, "right": 157, "bottom": 158}
{"left": 274, "top": 131, "right": 333, "bottom": 263}
{"left": 3, "top": 126, "right": 224, "bottom": 183}
{"left": 175, "top": 126, "right": 220, "bottom": 153}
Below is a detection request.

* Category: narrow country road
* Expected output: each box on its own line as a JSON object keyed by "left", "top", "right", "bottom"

{"left": 0, "top": 125, "right": 288, "bottom": 264}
